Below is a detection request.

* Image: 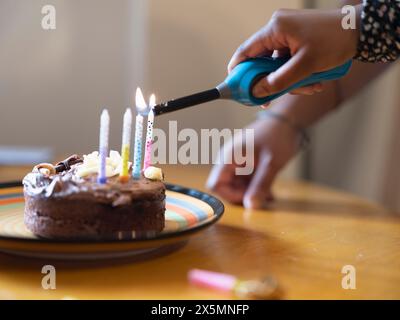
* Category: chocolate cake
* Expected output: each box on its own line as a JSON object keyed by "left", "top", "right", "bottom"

{"left": 22, "top": 151, "right": 166, "bottom": 240}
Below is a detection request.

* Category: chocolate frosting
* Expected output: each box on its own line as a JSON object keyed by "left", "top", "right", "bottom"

{"left": 23, "top": 156, "right": 165, "bottom": 207}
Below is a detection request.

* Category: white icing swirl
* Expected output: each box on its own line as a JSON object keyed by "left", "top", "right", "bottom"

{"left": 75, "top": 150, "right": 131, "bottom": 178}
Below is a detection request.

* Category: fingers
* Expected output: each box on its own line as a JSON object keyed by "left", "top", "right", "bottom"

{"left": 228, "top": 31, "right": 273, "bottom": 73}
{"left": 243, "top": 154, "right": 277, "bottom": 209}
{"left": 260, "top": 103, "right": 271, "bottom": 109}
{"left": 212, "top": 183, "right": 246, "bottom": 205}
{"left": 257, "top": 83, "right": 323, "bottom": 108}
{"left": 255, "top": 83, "right": 322, "bottom": 100}
{"left": 252, "top": 48, "right": 315, "bottom": 97}
{"left": 207, "top": 164, "right": 247, "bottom": 204}
{"left": 289, "top": 83, "right": 323, "bottom": 95}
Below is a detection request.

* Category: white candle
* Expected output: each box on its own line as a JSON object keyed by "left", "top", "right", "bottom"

{"left": 97, "top": 109, "right": 110, "bottom": 184}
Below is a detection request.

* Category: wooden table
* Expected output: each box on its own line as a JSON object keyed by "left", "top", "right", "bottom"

{"left": 0, "top": 165, "right": 399, "bottom": 300}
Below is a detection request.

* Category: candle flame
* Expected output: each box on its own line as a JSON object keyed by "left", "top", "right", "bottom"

{"left": 123, "top": 107, "right": 132, "bottom": 122}
{"left": 135, "top": 87, "right": 147, "bottom": 114}
{"left": 149, "top": 94, "right": 156, "bottom": 108}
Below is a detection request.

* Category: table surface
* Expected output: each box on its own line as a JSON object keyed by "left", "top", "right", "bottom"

{"left": 0, "top": 164, "right": 399, "bottom": 300}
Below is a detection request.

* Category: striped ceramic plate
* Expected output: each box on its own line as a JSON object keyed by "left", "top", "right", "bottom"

{"left": 0, "top": 182, "right": 224, "bottom": 259}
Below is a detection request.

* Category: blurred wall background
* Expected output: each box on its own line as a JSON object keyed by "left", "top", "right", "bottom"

{"left": 0, "top": 0, "right": 146, "bottom": 155}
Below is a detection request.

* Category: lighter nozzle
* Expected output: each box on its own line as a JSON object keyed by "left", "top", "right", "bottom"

{"left": 216, "top": 82, "right": 231, "bottom": 100}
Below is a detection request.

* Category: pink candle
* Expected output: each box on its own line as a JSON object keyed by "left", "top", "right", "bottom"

{"left": 143, "top": 94, "right": 155, "bottom": 170}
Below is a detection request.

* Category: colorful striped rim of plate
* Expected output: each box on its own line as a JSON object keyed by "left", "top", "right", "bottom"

{"left": 0, "top": 182, "right": 224, "bottom": 242}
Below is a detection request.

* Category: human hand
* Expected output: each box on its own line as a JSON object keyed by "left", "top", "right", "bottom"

{"left": 229, "top": 7, "right": 360, "bottom": 99}
{"left": 207, "top": 115, "right": 302, "bottom": 209}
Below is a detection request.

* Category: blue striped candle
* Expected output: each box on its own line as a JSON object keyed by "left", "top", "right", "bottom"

{"left": 132, "top": 88, "right": 147, "bottom": 179}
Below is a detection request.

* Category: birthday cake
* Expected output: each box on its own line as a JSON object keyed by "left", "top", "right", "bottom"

{"left": 22, "top": 151, "right": 166, "bottom": 240}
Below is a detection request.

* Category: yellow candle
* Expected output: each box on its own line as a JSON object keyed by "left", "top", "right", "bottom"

{"left": 119, "top": 108, "right": 132, "bottom": 182}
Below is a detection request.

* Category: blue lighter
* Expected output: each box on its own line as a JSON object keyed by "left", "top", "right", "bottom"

{"left": 153, "top": 56, "right": 352, "bottom": 115}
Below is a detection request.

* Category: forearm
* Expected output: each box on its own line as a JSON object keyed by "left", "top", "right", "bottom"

{"left": 269, "top": 81, "right": 337, "bottom": 128}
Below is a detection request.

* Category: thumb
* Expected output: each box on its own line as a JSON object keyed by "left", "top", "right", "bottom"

{"left": 252, "top": 48, "right": 314, "bottom": 98}
{"left": 243, "top": 155, "right": 277, "bottom": 209}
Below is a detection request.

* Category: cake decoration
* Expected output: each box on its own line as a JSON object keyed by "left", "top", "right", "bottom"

{"left": 33, "top": 163, "right": 56, "bottom": 176}
{"left": 144, "top": 166, "right": 164, "bottom": 181}
{"left": 55, "top": 154, "right": 83, "bottom": 172}
{"left": 75, "top": 150, "right": 131, "bottom": 178}
{"left": 33, "top": 155, "right": 84, "bottom": 176}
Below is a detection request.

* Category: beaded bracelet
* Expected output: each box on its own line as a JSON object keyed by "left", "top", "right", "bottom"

{"left": 257, "top": 110, "right": 310, "bottom": 149}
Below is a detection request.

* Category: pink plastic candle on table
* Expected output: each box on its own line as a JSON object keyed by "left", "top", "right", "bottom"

{"left": 143, "top": 94, "right": 155, "bottom": 170}
{"left": 188, "top": 269, "right": 237, "bottom": 292}
{"left": 188, "top": 269, "right": 282, "bottom": 299}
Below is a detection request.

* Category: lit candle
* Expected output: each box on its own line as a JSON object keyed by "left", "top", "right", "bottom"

{"left": 97, "top": 109, "right": 110, "bottom": 184}
{"left": 119, "top": 108, "right": 132, "bottom": 183}
{"left": 132, "top": 87, "right": 147, "bottom": 179}
{"left": 144, "top": 94, "right": 156, "bottom": 170}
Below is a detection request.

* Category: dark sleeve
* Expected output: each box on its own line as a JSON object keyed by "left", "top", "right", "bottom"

{"left": 355, "top": 0, "right": 400, "bottom": 62}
